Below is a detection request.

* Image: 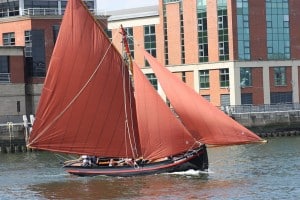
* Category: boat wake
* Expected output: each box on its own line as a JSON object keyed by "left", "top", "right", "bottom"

{"left": 167, "top": 169, "right": 214, "bottom": 176}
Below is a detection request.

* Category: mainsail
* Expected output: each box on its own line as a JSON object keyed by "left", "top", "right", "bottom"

{"left": 28, "top": 0, "right": 140, "bottom": 158}
{"left": 143, "top": 51, "right": 264, "bottom": 145}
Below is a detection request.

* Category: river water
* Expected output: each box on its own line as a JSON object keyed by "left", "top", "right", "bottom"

{"left": 0, "top": 137, "right": 299, "bottom": 200}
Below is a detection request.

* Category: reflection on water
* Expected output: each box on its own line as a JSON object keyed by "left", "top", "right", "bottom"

{"left": 0, "top": 137, "right": 299, "bottom": 199}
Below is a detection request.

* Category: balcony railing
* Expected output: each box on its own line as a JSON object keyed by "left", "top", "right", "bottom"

{"left": 225, "top": 103, "right": 300, "bottom": 114}
{"left": 0, "top": 73, "right": 11, "bottom": 83}
{"left": 0, "top": 8, "right": 102, "bottom": 18}
{"left": 22, "top": 8, "right": 61, "bottom": 16}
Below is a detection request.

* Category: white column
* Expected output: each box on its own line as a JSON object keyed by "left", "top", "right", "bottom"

{"left": 229, "top": 65, "right": 241, "bottom": 105}
{"left": 58, "top": 0, "right": 62, "bottom": 15}
{"left": 291, "top": 63, "right": 299, "bottom": 103}
{"left": 193, "top": 69, "right": 200, "bottom": 93}
{"left": 263, "top": 65, "right": 270, "bottom": 104}
{"left": 19, "top": 0, "right": 24, "bottom": 16}
{"left": 94, "top": 0, "right": 103, "bottom": 15}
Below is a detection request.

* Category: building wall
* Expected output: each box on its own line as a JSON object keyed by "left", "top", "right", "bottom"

{"left": 269, "top": 66, "right": 292, "bottom": 93}
{"left": 198, "top": 68, "right": 229, "bottom": 106}
{"left": 0, "top": 19, "right": 31, "bottom": 46}
{"left": 173, "top": 71, "right": 194, "bottom": 90}
{"left": 0, "top": 84, "right": 26, "bottom": 116}
{"left": 206, "top": 0, "right": 219, "bottom": 62}
{"left": 165, "top": 3, "right": 181, "bottom": 65}
{"left": 228, "top": 0, "right": 236, "bottom": 61}
{"left": 241, "top": 67, "right": 264, "bottom": 105}
{"left": 30, "top": 19, "right": 61, "bottom": 78}
{"left": 10, "top": 55, "right": 25, "bottom": 83}
{"left": 182, "top": 0, "right": 198, "bottom": 64}
{"left": 290, "top": 0, "right": 300, "bottom": 59}
{"left": 248, "top": 0, "right": 267, "bottom": 60}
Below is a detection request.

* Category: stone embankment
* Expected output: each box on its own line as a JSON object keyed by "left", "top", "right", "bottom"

{"left": 0, "top": 123, "right": 30, "bottom": 153}
{"left": 1, "top": 110, "right": 300, "bottom": 153}
{"left": 232, "top": 110, "right": 300, "bottom": 138}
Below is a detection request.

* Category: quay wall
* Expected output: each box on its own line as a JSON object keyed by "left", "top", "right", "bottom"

{"left": 0, "top": 123, "right": 28, "bottom": 153}
{"left": 232, "top": 110, "right": 300, "bottom": 127}
{"left": 232, "top": 110, "right": 300, "bottom": 136}
{"left": 0, "top": 110, "right": 300, "bottom": 153}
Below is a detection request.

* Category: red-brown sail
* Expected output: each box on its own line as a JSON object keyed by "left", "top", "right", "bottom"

{"left": 28, "top": 0, "right": 141, "bottom": 158}
{"left": 143, "top": 51, "right": 263, "bottom": 145}
{"left": 132, "top": 62, "right": 198, "bottom": 160}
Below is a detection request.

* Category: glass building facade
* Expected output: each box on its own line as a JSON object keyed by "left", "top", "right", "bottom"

{"left": 197, "top": 0, "right": 208, "bottom": 62}
{"left": 236, "top": 0, "right": 250, "bottom": 60}
{"left": 266, "top": 0, "right": 290, "bottom": 60}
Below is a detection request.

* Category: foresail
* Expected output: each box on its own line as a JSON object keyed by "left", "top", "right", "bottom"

{"left": 28, "top": 0, "right": 141, "bottom": 158}
{"left": 132, "top": 62, "right": 197, "bottom": 160}
{"left": 143, "top": 51, "right": 263, "bottom": 145}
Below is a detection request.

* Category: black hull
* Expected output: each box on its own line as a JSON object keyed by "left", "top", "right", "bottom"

{"left": 64, "top": 145, "right": 208, "bottom": 177}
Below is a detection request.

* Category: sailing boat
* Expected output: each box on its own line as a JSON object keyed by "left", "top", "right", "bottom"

{"left": 27, "top": 0, "right": 265, "bottom": 177}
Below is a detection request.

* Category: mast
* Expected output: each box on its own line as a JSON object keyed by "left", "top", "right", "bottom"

{"left": 120, "top": 25, "right": 133, "bottom": 74}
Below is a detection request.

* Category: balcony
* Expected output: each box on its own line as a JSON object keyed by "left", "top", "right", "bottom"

{"left": 0, "top": 8, "right": 103, "bottom": 18}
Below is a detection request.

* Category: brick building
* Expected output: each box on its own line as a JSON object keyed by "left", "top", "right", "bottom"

{"left": 1, "top": 0, "right": 300, "bottom": 122}
{"left": 108, "top": 0, "right": 300, "bottom": 107}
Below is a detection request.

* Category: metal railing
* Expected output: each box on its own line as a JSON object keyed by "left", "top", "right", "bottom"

{"left": 0, "top": 8, "right": 61, "bottom": 17}
{"left": 0, "top": 73, "right": 11, "bottom": 83}
{"left": 22, "top": 8, "right": 61, "bottom": 16}
{"left": 0, "top": 8, "right": 101, "bottom": 18}
{"left": 227, "top": 103, "right": 300, "bottom": 114}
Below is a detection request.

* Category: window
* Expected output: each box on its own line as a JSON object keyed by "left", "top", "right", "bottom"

{"left": 202, "top": 95, "right": 210, "bottom": 102}
{"left": 0, "top": 0, "right": 19, "bottom": 17}
{"left": 241, "top": 93, "right": 253, "bottom": 105}
{"left": 197, "top": 4, "right": 208, "bottom": 62}
{"left": 199, "top": 70, "right": 209, "bottom": 88}
{"left": 162, "top": 7, "right": 169, "bottom": 65}
{"left": 25, "top": 31, "right": 32, "bottom": 57}
{"left": 0, "top": 56, "right": 10, "bottom": 83}
{"left": 180, "top": 6, "right": 185, "bottom": 64}
{"left": 144, "top": 25, "right": 156, "bottom": 66}
{"left": 217, "top": 0, "right": 229, "bottom": 61}
{"left": 182, "top": 72, "right": 186, "bottom": 83}
{"left": 220, "top": 68, "right": 229, "bottom": 87}
{"left": 266, "top": 0, "right": 290, "bottom": 60}
{"left": 271, "top": 92, "right": 292, "bottom": 104}
{"left": 146, "top": 73, "right": 158, "bottom": 90}
{"left": 240, "top": 67, "right": 252, "bottom": 87}
{"left": 25, "top": 30, "right": 46, "bottom": 77}
{"left": 3, "top": 32, "right": 15, "bottom": 46}
{"left": 274, "top": 67, "right": 286, "bottom": 86}
{"left": 220, "top": 94, "right": 230, "bottom": 106}
{"left": 236, "top": 0, "right": 250, "bottom": 60}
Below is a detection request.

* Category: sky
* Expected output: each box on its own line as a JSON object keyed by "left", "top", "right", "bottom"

{"left": 99, "top": 0, "right": 158, "bottom": 11}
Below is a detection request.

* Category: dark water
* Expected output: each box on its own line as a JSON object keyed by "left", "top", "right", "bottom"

{"left": 0, "top": 137, "right": 299, "bottom": 200}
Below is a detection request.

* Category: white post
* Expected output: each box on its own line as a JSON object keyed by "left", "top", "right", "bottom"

{"left": 19, "top": 0, "right": 24, "bottom": 16}
{"left": 263, "top": 65, "right": 270, "bottom": 104}
{"left": 291, "top": 62, "right": 299, "bottom": 103}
